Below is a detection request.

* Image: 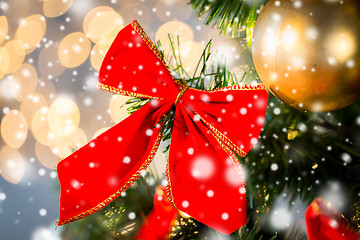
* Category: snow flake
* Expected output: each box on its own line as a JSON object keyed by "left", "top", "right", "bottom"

{"left": 182, "top": 201, "right": 189, "bottom": 208}
{"left": 271, "top": 163, "right": 278, "bottom": 171}
{"left": 221, "top": 109, "right": 226, "bottom": 114}
{"left": 121, "top": 192, "right": 126, "bottom": 197}
{"left": 240, "top": 108, "right": 247, "bottom": 115}
{"left": 226, "top": 94, "right": 234, "bottom": 102}
{"left": 239, "top": 187, "right": 246, "bottom": 194}
{"left": 191, "top": 157, "right": 215, "bottom": 180}
{"left": 221, "top": 213, "right": 229, "bottom": 220}
{"left": 128, "top": 42, "right": 133, "bottom": 48}
{"left": 89, "top": 142, "right": 95, "bottom": 148}
{"left": 123, "top": 156, "right": 131, "bottom": 164}
{"left": 206, "top": 190, "right": 214, "bottom": 197}
{"left": 38, "top": 168, "right": 46, "bottom": 176}
{"left": 254, "top": 95, "right": 258, "bottom": 99}
{"left": 0, "top": 193, "right": 6, "bottom": 201}
{"left": 225, "top": 167, "right": 243, "bottom": 186}
{"left": 273, "top": 108, "right": 281, "bottom": 115}
{"left": 201, "top": 94, "right": 210, "bottom": 102}
{"left": 132, "top": 86, "right": 137, "bottom": 91}
{"left": 251, "top": 138, "right": 258, "bottom": 145}
{"left": 146, "top": 129, "right": 153, "bottom": 136}
{"left": 89, "top": 162, "right": 95, "bottom": 168}
{"left": 138, "top": 65, "right": 143, "bottom": 70}
{"left": 341, "top": 153, "right": 352, "bottom": 163}
{"left": 39, "top": 208, "right": 47, "bottom": 217}
{"left": 152, "top": 88, "right": 157, "bottom": 93}
{"left": 193, "top": 114, "right": 201, "bottom": 122}
{"left": 187, "top": 148, "right": 194, "bottom": 155}
{"left": 71, "top": 180, "right": 81, "bottom": 189}
{"left": 117, "top": 136, "right": 122, "bottom": 142}
{"left": 128, "top": 212, "right": 136, "bottom": 220}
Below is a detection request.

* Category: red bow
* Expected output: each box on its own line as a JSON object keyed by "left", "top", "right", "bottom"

{"left": 306, "top": 198, "right": 360, "bottom": 240}
{"left": 57, "top": 20, "right": 268, "bottom": 235}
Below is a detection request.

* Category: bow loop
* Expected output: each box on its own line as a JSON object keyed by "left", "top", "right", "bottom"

{"left": 98, "top": 20, "right": 179, "bottom": 101}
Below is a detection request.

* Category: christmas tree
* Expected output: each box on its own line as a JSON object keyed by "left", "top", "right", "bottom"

{"left": 61, "top": 1, "right": 360, "bottom": 239}
{"left": 0, "top": 0, "right": 359, "bottom": 239}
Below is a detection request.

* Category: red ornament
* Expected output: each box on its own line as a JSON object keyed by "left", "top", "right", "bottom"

{"left": 306, "top": 198, "right": 360, "bottom": 240}
{"left": 135, "top": 186, "right": 179, "bottom": 240}
{"left": 56, "top": 20, "right": 268, "bottom": 235}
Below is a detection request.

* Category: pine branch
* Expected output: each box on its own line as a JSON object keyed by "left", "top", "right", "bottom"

{"left": 188, "top": 0, "right": 268, "bottom": 40}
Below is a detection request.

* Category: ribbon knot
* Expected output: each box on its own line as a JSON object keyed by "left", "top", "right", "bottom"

{"left": 174, "top": 84, "right": 188, "bottom": 107}
{"left": 57, "top": 20, "right": 268, "bottom": 235}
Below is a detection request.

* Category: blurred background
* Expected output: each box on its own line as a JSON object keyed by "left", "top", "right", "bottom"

{"left": 0, "top": 0, "right": 252, "bottom": 239}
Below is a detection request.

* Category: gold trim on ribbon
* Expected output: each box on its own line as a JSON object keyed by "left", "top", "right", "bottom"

{"left": 98, "top": 82, "right": 163, "bottom": 100}
{"left": 57, "top": 132, "right": 163, "bottom": 226}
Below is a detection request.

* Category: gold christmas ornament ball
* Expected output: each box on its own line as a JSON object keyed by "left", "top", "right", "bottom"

{"left": 252, "top": 0, "right": 360, "bottom": 112}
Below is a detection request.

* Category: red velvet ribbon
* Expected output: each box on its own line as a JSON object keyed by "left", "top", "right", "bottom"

{"left": 57, "top": 20, "right": 268, "bottom": 235}
{"left": 135, "top": 186, "right": 179, "bottom": 240}
{"left": 306, "top": 198, "right": 360, "bottom": 240}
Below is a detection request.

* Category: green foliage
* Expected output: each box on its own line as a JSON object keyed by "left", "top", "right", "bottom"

{"left": 188, "top": 0, "right": 268, "bottom": 41}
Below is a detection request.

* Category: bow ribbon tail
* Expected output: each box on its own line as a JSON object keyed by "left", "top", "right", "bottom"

{"left": 166, "top": 104, "right": 247, "bottom": 235}
{"left": 57, "top": 101, "right": 172, "bottom": 226}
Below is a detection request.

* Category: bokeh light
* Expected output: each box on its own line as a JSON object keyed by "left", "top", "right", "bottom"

{"left": 155, "top": 21, "right": 194, "bottom": 52}
{"left": 0, "top": 146, "right": 25, "bottom": 184}
{"left": 109, "top": 95, "right": 131, "bottom": 124}
{"left": 0, "top": 47, "right": 10, "bottom": 79}
{"left": 90, "top": 41, "right": 112, "bottom": 71}
{"left": 20, "top": 93, "right": 48, "bottom": 129}
{"left": 50, "top": 128, "right": 87, "bottom": 159}
{"left": 14, "top": 15, "right": 47, "bottom": 54}
{"left": 9, "top": 63, "right": 38, "bottom": 102}
{"left": 35, "top": 142, "right": 60, "bottom": 170}
{"left": 0, "top": 16, "right": 9, "bottom": 45}
{"left": 83, "top": 6, "right": 124, "bottom": 44}
{"left": 31, "top": 107, "right": 56, "bottom": 146}
{"left": 3, "top": 40, "right": 25, "bottom": 74}
{"left": 38, "top": 42, "right": 66, "bottom": 80}
{"left": 1, "top": 110, "right": 28, "bottom": 149}
{"left": 47, "top": 97, "right": 80, "bottom": 137}
{"left": 58, "top": 32, "right": 91, "bottom": 68}
{"left": 43, "top": 0, "right": 73, "bottom": 18}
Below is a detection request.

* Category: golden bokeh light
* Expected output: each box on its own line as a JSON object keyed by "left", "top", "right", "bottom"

{"left": 108, "top": 95, "right": 131, "bottom": 124}
{"left": 15, "top": 14, "right": 47, "bottom": 54}
{"left": 43, "top": 0, "right": 73, "bottom": 18}
{"left": 0, "top": 16, "right": 9, "bottom": 45}
{"left": 0, "top": 47, "right": 10, "bottom": 79}
{"left": 1, "top": 110, "right": 28, "bottom": 149}
{"left": 93, "top": 127, "right": 110, "bottom": 139}
{"left": 83, "top": 6, "right": 124, "bottom": 44}
{"left": 20, "top": 93, "right": 48, "bottom": 129}
{"left": 155, "top": 21, "right": 194, "bottom": 51}
{"left": 38, "top": 42, "right": 66, "bottom": 79}
{"left": 90, "top": 41, "right": 112, "bottom": 71}
{"left": 50, "top": 128, "right": 87, "bottom": 159}
{"left": 58, "top": 32, "right": 91, "bottom": 68}
{"left": 0, "top": 146, "right": 25, "bottom": 184}
{"left": 35, "top": 142, "right": 60, "bottom": 170}
{"left": 9, "top": 63, "right": 38, "bottom": 102}
{"left": 176, "top": 41, "right": 205, "bottom": 75}
{"left": 31, "top": 107, "right": 56, "bottom": 146}
{"left": 35, "top": 78, "right": 56, "bottom": 102}
{"left": 4, "top": 40, "right": 25, "bottom": 74}
{"left": 47, "top": 97, "right": 80, "bottom": 137}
